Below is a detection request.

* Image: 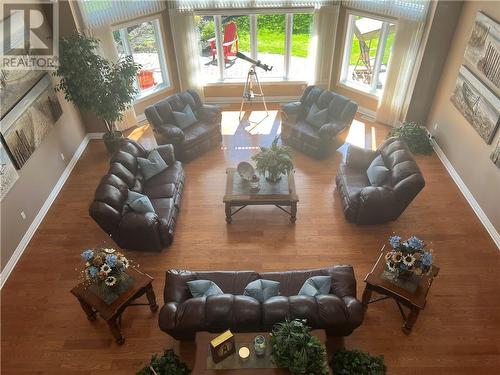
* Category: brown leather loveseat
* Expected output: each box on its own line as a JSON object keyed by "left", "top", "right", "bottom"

{"left": 159, "top": 266, "right": 363, "bottom": 341}
{"left": 336, "top": 137, "right": 425, "bottom": 224}
{"left": 89, "top": 140, "right": 184, "bottom": 251}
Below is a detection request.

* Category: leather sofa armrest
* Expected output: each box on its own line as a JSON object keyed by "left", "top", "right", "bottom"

{"left": 342, "top": 296, "right": 364, "bottom": 328}
{"left": 345, "top": 145, "right": 377, "bottom": 169}
{"left": 318, "top": 122, "right": 345, "bottom": 139}
{"left": 155, "top": 124, "right": 185, "bottom": 144}
{"left": 155, "top": 144, "right": 176, "bottom": 165}
{"left": 281, "top": 101, "right": 302, "bottom": 123}
{"left": 115, "top": 212, "right": 163, "bottom": 249}
{"left": 357, "top": 186, "right": 399, "bottom": 223}
{"left": 329, "top": 265, "right": 357, "bottom": 298}
{"left": 159, "top": 302, "right": 179, "bottom": 331}
{"left": 198, "top": 104, "right": 222, "bottom": 124}
{"left": 164, "top": 269, "right": 197, "bottom": 304}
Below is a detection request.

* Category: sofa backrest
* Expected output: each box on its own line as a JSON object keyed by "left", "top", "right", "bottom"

{"left": 89, "top": 140, "right": 147, "bottom": 235}
{"left": 145, "top": 90, "right": 203, "bottom": 129}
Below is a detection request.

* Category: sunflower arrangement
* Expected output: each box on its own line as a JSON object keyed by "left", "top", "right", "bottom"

{"left": 80, "top": 247, "right": 130, "bottom": 288}
{"left": 385, "top": 235, "right": 433, "bottom": 277}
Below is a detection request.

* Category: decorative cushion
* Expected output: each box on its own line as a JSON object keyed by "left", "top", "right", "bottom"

{"left": 244, "top": 279, "right": 280, "bottom": 302}
{"left": 137, "top": 149, "right": 168, "bottom": 180}
{"left": 124, "top": 190, "right": 155, "bottom": 214}
{"left": 298, "top": 276, "right": 331, "bottom": 297}
{"left": 173, "top": 104, "right": 197, "bottom": 130}
{"left": 366, "top": 155, "right": 389, "bottom": 186}
{"left": 187, "top": 280, "right": 224, "bottom": 298}
{"left": 305, "top": 103, "right": 328, "bottom": 129}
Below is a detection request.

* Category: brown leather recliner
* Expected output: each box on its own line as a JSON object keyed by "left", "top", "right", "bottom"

{"left": 281, "top": 86, "right": 358, "bottom": 159}
{"left": 89, "top": 140, "right": 185, "bottom": 251}
{"left": 144, "top": 90, "right": 222, "bottom": 162}
{"left": 159, "top": 266, "right": 364, "bottom": 341}
{"left": 336, "top": 137, "right": 425, "bottom": 224}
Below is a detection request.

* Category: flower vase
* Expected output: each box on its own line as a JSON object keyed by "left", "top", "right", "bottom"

{"left": 92, "top": 273, "right": 134, "bottom": 304}
{"left": 266, "top": 171, "right": 281, "bottom": 183}
{"left": 396, "top": 269, "right": 413, "bottom": 281}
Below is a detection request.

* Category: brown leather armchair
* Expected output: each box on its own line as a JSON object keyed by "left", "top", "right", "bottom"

{"left": 336, "top": 137, "right": 425, "bottom": 224}
{"left": 159, "top": 266, "right": 364, "bottom": 341}
{"left": 145, "top": 90, "right": 222, "bottom": 162}
{"left": 89, "top": 140, "right": 184, "bottom": 251}
{"left": 281, "top": 86, "right": 358, "bottom": 159}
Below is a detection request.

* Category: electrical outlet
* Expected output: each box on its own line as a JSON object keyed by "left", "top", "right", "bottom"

{"left": 60, "top": 153, "right": 65, "bottom": 161}
{"left": 21, "top": 211, "right": 26, "bottom": 220}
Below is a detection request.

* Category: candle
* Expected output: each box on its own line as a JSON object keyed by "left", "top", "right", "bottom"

{"left": 238, "top": 346, "right": 250, "bottom": 360}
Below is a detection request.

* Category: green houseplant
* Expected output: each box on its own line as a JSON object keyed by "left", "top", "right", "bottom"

{"left": 251, "top": 136, "right": 293, "bottom": 182}
{"left": 54, "top": 33, "right": 140, "bottom": 153}
{"left": 136, "top": 349, "right": 191, "bottom": 375}
{"left": 330, "top": 349, "right": 387, "bottom": 375}
{"left": 387, "top": 121, "right": 433, "bottom": 155}
{"left": 270, "top": 319, "right": 329, "bottom": 375}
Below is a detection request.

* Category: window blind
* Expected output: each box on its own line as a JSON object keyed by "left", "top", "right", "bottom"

{"left": 78, "top": 0, "right": 166, "bottom": 29}
{"left": 342, "top": 0, "right": 429, "bottom": 21}
{"left": 168, "top": 0, "right": 331, "bottom": 11}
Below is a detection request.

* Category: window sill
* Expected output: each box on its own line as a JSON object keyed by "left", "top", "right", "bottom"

{"left": 338, "top": 80, "right": 380, "bottom": 100}
{"left": 133, "top": 83, "right": 171, "bottom": 104}
{"left": 204, "top": 79, "right": 308, "bottom": 86}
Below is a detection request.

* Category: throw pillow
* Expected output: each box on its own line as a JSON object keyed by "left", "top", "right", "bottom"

{"left": 244, "top": 279, "right": 280, "bottom": 302}
{"left": 124, "top": 190, "right": 155, "bottom": 214}
{"left": 298, "top": 276, "right": 332, "bottom": 297}
{"left": 305, "top": 103, "right": 328, "bottom": 129}
{"left": 366, "top": 155, "right": 389, "bottom": 186}
{"left": 187, "top": 280, "right": 224, "bottom": 298}
{"left": 137, "top": 149, "right": 168, "bottom": 180}
{"left": 172, "top": 104, "right": 197, "bottom": 130}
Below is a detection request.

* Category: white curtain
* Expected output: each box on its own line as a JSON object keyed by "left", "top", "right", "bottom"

{"left": 375, "top": 19, "right": 424, "bottom": 126}
{"left": 308, "top": 4, "right": 340, "bottom": 87}
{"left": 169, "top": 9, "right": 204, "bottom": 98}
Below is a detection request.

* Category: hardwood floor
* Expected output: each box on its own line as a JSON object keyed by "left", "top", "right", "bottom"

{"left": 2, "top": 110, "right": 499, "bottom": 374}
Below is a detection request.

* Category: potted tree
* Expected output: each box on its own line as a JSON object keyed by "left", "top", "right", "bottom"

{"left": 252, "top": 136, "right": 294, "bottom": 182}
{"left": 54, "top": 33, "right": 140, "bottom": 153}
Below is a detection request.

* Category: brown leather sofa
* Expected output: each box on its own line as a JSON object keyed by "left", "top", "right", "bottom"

{"left": 281, "top": 86, "right": 358, "bottom": 159}
{"left": 144, "top": 90, "right": 222, "bottom": 162}
{"left": 336, "top": 137, "right": 425, "bottom": 224}
{"left": 89, "top": 140, "right": 184, "bottom": 251}
{"left": 159, "top": 266, "right": 363, "bottom": 341}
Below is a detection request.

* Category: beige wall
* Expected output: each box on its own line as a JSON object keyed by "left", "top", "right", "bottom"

{"left": 426, "top": 1, "right": 500, "bottom": 233}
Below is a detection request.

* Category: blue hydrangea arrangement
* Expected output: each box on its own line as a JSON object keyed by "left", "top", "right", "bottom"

{"left": 80, "top": 247, "right": 130, "bottom": 288}
{"left": 385, "top": 235, "right": 433, "bottom": 277}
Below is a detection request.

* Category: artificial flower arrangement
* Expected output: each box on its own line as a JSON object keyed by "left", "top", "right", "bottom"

{"left": 385, "top": 235, "right": 433, "bottom": 277}
{"left": 80, "top": 247, "right": 130, "bottom": 288}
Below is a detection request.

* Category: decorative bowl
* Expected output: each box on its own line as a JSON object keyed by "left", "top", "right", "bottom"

{"left": 237, "top": 161, "right": 255, "bottom": 181}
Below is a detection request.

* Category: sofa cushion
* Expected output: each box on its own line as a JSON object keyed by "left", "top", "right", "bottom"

{"left": 173, "top": 104, "right": 198, "bottom": 130}
{"left": 187, "top": 280, "right": 224, "bottom": 298}
{"left": 182, "top": 121, "right": 219, "bottom": 147}
{"left": 124, "top": 190, "right": 155, "bottom": 214}
{"left": 244, "top": 279, "right": 280, "bottom": 302}
{"left": 143, "top": 182, "right": 176, "bottom": 199}
{"left": 145, "top": 161, "right": 184, "bottom": 188}
{"left": 137, "top": 150, "right": 168, "bottom": 180}
{"left": 366, "top": 155, "right": 389, "bottom": 186}
{"left": 305, "top": 103, "right": 328, "bottom": 129}
{"left": 299, "top": 276, "right": 331, "bottom": 297}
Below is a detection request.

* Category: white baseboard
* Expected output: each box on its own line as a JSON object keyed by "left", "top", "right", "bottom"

{"left": 357, "top": 106, "right": 376, "bottom": 121}
{"left": 0, "top": 134, "right": 93, "bottom": 288}
{"left": 430, "top": 137, "right": 500, "bottom": 250}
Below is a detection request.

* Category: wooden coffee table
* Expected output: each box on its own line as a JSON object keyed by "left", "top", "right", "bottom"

{"left": 70, "top": 267, "right": 158, "bottom": 344}
{"left": 223, "top": 168, "right": 299, "bottom": 223}
{"left": 362, "top": 247, "right": 439, "bottom": 334}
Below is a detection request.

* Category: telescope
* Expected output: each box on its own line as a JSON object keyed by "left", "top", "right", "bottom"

{"left": 236, "top": 52, "right": 273, "bottom": 72}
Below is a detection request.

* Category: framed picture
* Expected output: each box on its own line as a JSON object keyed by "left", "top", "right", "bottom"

{"left": 0, "top": 74, "right": 62, "bottom": 169}
{"left": 0, "top": 138, "right": 19, "bottom": 200}
{"left": 450, "top": 65, "right": 500, "bottom": 144}
{"left": 464, "top": 11, "right": 500, "bottom": 94}
{"left": 491, "top": 137, "right": 500, "bottom": 168}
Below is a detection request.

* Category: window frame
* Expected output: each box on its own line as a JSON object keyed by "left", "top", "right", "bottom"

{"left": 339, "top": 10, "right": 396, "bottom": 98}
{"left": 112, "top": 15, "right": 172, "bottom": 101}
{"left": 196, "top": 8, "right": 314, "bottom": 83}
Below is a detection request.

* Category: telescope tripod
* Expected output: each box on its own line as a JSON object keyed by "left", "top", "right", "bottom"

{"left": 239, "top": 65, "right": 269, "bottom": 126}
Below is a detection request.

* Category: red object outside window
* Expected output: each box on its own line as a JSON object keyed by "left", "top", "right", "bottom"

{"left": 138, "top": 70, "right": 155, "bottom": 90}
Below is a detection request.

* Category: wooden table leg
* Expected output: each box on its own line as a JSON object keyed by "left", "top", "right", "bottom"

{"left": 361, "top": 287, "right": 372, "bottom": 311}
{"left": 77, "top": 297, "right": 97, "bottom": 321}
{"left": 225, "top": 203, "right": 232, "bottom": 223}
{"left": 290, "top": 202, "right": 297, "bottom": 223}
{"left": 145, "top": 284, "right": 158, "bottom": 312}
{"left": 107, "top": 318, "right": 125, "bottom": 345}
{"left": 402, "top": 308, "right": 420, "bottom": 334}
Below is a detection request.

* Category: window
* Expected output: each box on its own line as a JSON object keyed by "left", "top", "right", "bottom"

{"left": 196, "top": 12, "right": 313, "bottom": 83}
{"left": 113, "top": 18, "right": 170, "bottom": 98}
{"left": 340, "top": 13, "right": 396, "bottom": 97}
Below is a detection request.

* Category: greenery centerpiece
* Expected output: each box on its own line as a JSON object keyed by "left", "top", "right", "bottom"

{"left": 54, "top": 33, "right": 140, "bottom": 153}
{"left": 385, "top": 235, "right": 433, "bottom": 279}
{"left": 251, "top": 136, "right": 293, "bottom": 182}
{"left": 136, "top": 349, "right": 191, "bottom": 375}
{"left": 387, "top": 121, "right": 433, "bottom": 155}
{"left": 270, "top": 319, "right": 329, "bottom": 375}
{"left": 330, "top": 348, "right": 387, "bottom": 375}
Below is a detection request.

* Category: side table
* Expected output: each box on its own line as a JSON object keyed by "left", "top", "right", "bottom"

{"left": 71, "top": 267, "right": 158, "bottom": 344}
{"left": 362, "top": 249, "right": 439, "bottom": 334}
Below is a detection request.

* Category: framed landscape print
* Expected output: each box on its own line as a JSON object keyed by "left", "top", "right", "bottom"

{"left": 0, "top": 69, "right": 45, "bottom": 120}
{"left": 0, "top": 74, "right": 62, "bottom": 169}
{"left": 491, "top": 138, "right": 500, "bottom": 168}
{"left": 0, "top": 139, "right": 19, "bottom": 200}
{"left": 464, "top": 11, "right": 500, "bottom": 94}
{"left": 450, "top": 65, "right": 500, "bottom": 144}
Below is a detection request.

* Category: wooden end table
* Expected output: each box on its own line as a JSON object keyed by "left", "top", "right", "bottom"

{"left": 362, "top": 247, "right": 439, "bottom": 334}
{"left": 70, "top": 267, "right": 158, "bottom": 345}
{"left": 223, "top": 168, "right": 299, "bottom": 223}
